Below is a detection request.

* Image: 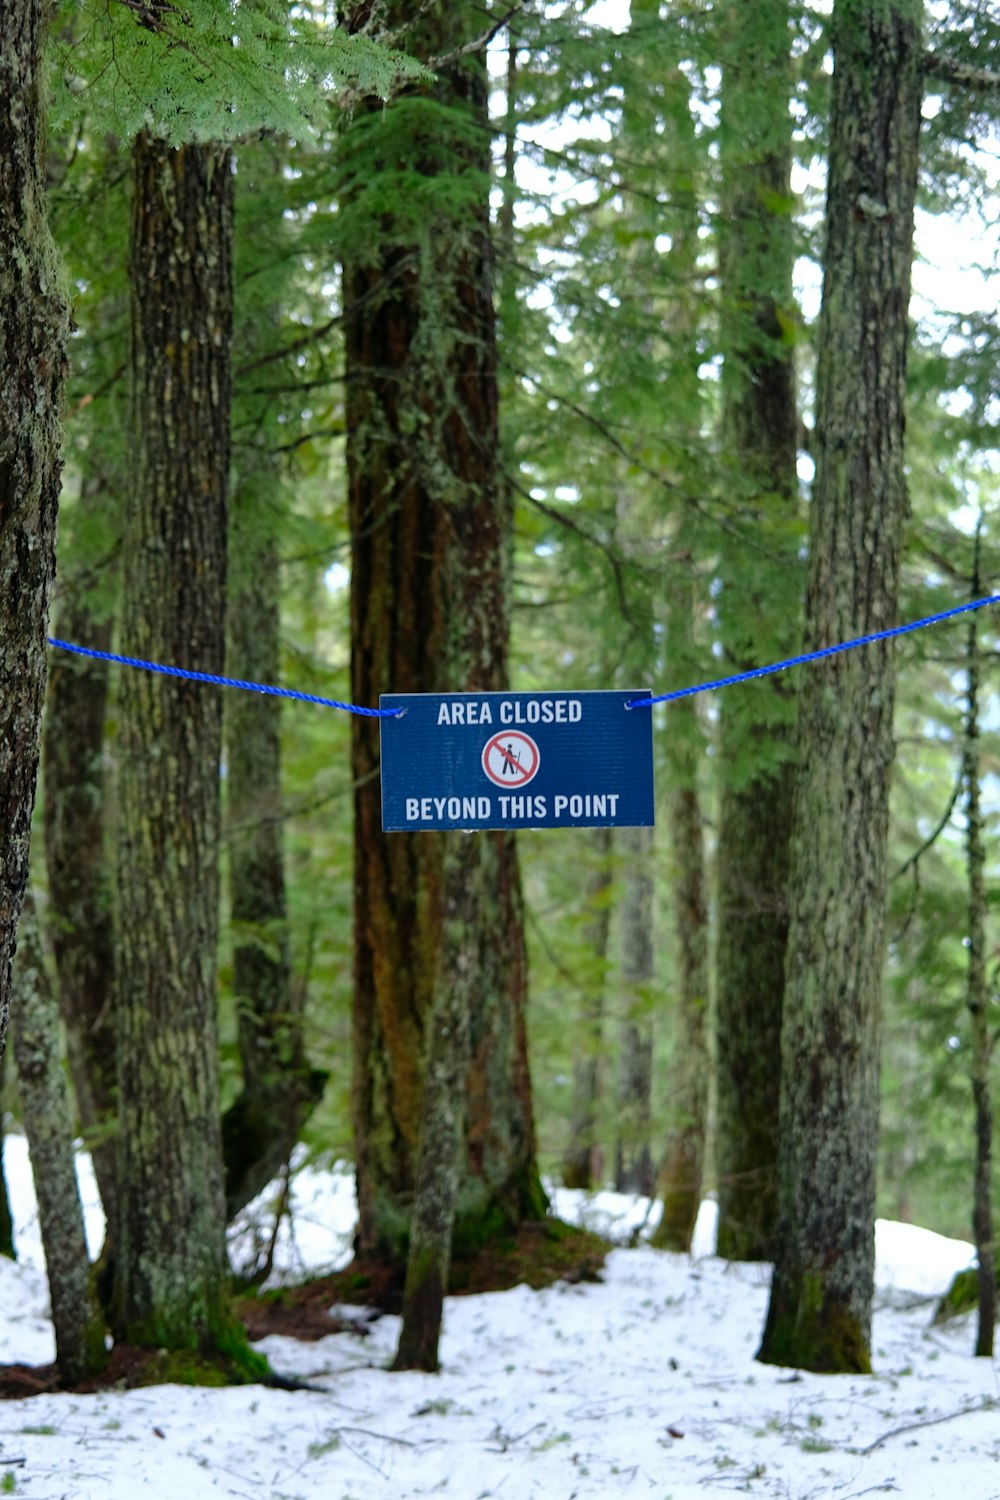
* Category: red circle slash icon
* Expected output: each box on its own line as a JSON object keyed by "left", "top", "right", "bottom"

{"left": 482, "top": 730, "right": 540, "bottom": 788}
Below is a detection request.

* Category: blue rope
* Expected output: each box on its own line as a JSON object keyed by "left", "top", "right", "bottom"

{"left": 625, "top": 593, "right": 1000, "bottom": 709}
{"left": 49, "top": 591, "right": 1000, "bottom": 719}
{"left": 47, "top": 638, "right": 403, "bottom": 718}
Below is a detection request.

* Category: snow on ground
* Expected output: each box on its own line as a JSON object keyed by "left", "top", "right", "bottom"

{"left": 0, "top": 1131, "right": 996, "bottom": 1500}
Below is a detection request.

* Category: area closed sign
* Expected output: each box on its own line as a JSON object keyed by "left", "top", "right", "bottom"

{"left": 379, "top": 690, "right": 654, "bottom": 831}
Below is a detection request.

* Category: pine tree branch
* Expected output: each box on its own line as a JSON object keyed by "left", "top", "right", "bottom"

{"left": 924, "top": 50, "right": 1000, "bottom": 91}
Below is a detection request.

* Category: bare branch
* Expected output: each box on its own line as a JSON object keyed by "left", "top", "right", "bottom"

{"left": 924, "top": 50, "right": 1000, "bottom": 90}
{"left": 426, "top": 5, "right": 522, "bottom": 72}
{"left": 859, "top": 1398, "right": 997, "bottom": 1456}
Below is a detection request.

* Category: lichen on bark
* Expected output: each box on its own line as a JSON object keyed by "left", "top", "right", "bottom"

{"left": 757, "top": 0, "right": 923, "bottom": 1374}
{"left": 0, "top": 0, "right": 71, "bottom": 1062}
{"left": 113, "top": 132, "right": 236, "bottom": 1352}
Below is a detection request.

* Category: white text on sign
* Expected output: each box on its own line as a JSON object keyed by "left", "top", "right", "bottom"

{"left": 404, "top": 792, "right": 622, "bottom": 823}
{"left": 436, "top": 697, "right": 583, "bottom": 726}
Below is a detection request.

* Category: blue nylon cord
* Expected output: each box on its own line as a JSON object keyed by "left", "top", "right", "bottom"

{"left": 625, "top": 593, "right": 1000, "bottom": 710}
{"left": 49, "top": 592, "right": 1000, "bottom": 719}
{"left": 47, "top": 638, "right": 402, "bottom": 718}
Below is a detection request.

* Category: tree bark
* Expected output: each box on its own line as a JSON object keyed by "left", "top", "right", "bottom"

{"left": 223, "top": 464, "right": 324, "bottom": 1216}
{"left": 12, "top": 892, "right": 107, "bottom": 1382}
{"left": 113, "top": 133, "right": 234, "bottom": 1349}
{"left": 0, "top": 1059, "right": 15, "bottom": 1260}
{"left": 0, "top": 0, "right": 70, "bottom": 1061}
{"left": 714, "top": 0, "right": 800, "bottom": 1263}
{"left": 562, "top": 827, "right": 613, "bottom": 1190}
{"left": 392, "top": 832, "right": 477, "bottom": 1372}
{"left": 341, "top": 0, "right": 544, "bottom": 1265}
{"left": 614, "top": 825, "right": 656, "bottom": 1196}
{"left": 43, "top": 589, "right": 118, "bottom": 1233}
{"left": 654, "top": 583, "right": 710, "bottom": 1250}
{"left": 963, "top": 521, "right": 994, "bottom": 1358}
{"left": 758, "top": 0, "right": 922, "bottom": 1374}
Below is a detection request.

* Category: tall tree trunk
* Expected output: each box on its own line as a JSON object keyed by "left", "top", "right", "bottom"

{"left": 223, "top": 463, "right": 322, "bottom": 1216}
{"left": 562, "top": 827, "right": 613, "bottom": 1190}
{"left": 654, "top": 575, "right": 710, "bottom": 1249}
{"left": 341, "top": 0, "right": 544, "bottom": 1266}
{"left": 758, "top": 0, "right": 922, "bottom": 1374}
{"left": 963, "top": 520, "right": 994, "bottom": 1358}
{"left": 12, "top": 891, "right": 107, "bottom": 1382}
{"left": 113, "top": 133, "right": 235, "bottom": 1350}
{"left": 614, "top": 824, "right": 655, "bottom": 1196}
{"left": 43, "top": 585, "right": 118, "bottom": 1232}
{"left": 0, "top": 0, "right": 70, "bottom": 1060}
{"left": 714, "top": 0, "right": 800, "bottom": 1263}
{"left": 644, "top": 42, "right": 711, "bottom": 1246}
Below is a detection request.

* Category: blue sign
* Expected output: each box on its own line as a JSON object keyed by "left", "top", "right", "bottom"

{"left": 379, "top": 690, "right": 654, "bottom": 831}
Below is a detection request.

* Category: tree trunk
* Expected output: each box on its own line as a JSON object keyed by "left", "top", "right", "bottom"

{"left": 341, "top": 0, "right": 544, "bottom": 1266}
{"left": 963, "top": 521, "right": 994, "bottom": 1358}
{"left": 758, "top": 0, "right": 922, "bottom": 1374}
{"left": 714, "top": 0, "right": 800, "bottom": 1263}
{"left": 654, "top": 578, "right": 709, "bottom": 1249}
{"left": 562, "top": 827, "right": 613, "bottom": 1190}
{"left": 614, "top": 824, "right": 655, "bottom": 1196}
{"left": 392, "top": 832, "right": 478, "bottom": 1372}
{"left": 0, "top": 0, "right": 70, "bottom": 1060}
{"left": 43, "top": 588, "right": 118, "bottom": 1233}
{"left": 113, "top": 133, "right": 235, "bottom": 1350}
{"left": 223, "top": 469, "right": 325, "bottom": 1215}
{"left": 0, "top": 1059, "right": 15, "bottom": 1260}
{"left": 12, "top": 891, "right": 107, "bottom": 1382}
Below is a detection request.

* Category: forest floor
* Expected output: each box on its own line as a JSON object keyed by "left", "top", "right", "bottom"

{"left": 0, "top": 1133, "right": 996, "bottom": 1500}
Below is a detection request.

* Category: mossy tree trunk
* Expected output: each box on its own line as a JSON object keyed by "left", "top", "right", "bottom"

{"left": 392, "top": 832, "right": 478, "bottom": 1372}
{"left": 757, "top": 0, "right": 922, "bottom": 1374}
{"left": 12, "top": 891, "right": 107, "bottom": 1383}
{"left": 963, "top": 521, "right": 994, "bottom": 1358}
{"left": 714, "top": 0, "right": 800, "bottom": 1263}
{"left": 113, "top": 134, "right": 235, "bottom": 1350}
{"left": 562, "top": 827, "right": 614, "bottom": 1190}
{"left": 0, "top": 0, "right": 70, "bottom": 1062}
{"left": 341, "top": 0, "right": 544, "bottom": 1266}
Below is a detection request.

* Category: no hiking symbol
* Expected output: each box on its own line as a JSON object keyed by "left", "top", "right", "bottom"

{"left": 379, "top": 690, "right": 654, "bottom": 832}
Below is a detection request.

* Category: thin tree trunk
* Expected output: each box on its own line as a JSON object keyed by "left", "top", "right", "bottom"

{"left": 393, "top": 833, "right": 477, "bottom": 1372}
{"left": 654, "top": 630, "right": 709, "bottom": 1249}
{"left": 563, "top": 827, "right": 613, "bottom": 1190}
{"left": 113, "top": 133, "right": 234, "bottom": 1350}
{"left": 11, "top": 891, "right": 107, "bottom": 1383}
{"left": 223, "top": 443, "right": 321, "bottom": 1217}
{"left": 614, "top": 824, "right": 655, "bottom": 1196}
{"left": 342, "top": 0, "right": 544, "bottom": 1266}
{"left": 964, "top": 520, "right": 994, "bottom": 1358}
{"left": 43, "top": 587, "right": 118, "bottom": 1232}
{"left": 714, "top": 0, "right": 800, "bottom": 1263}
{"left": 758, "top": 0, "right": 922, "bottom": 1374}
{"left": 0, "top": 0, "right": 70, "bottom": 1060}
{"left": 0, "top": 1059, "right": 14, "bottom": 1260}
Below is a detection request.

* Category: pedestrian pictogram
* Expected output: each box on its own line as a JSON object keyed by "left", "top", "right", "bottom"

{"left": 482, "top": 730, "right": 540, "bottom": 788}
